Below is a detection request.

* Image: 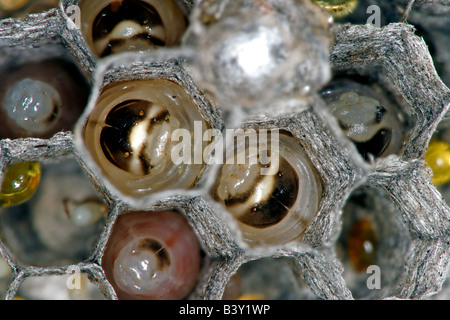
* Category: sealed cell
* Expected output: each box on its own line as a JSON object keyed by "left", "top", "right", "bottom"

{"left": 320, "top": 77, "right": 407, "bottom": 162}
{"left": 211, "top": 130, "right": 322, "bottom": 246}
{"left": 79, "top": 0, "right": 188, "bottom": 58}
{"left": 0, "top": 57, "right": 90, "bottom": 139}
{"left": 102, "top": 210, "right": 201, "bottom": 300}
{"left": 186, "top": 0, "right": 333, "bottom": 110}
{"left": 83, "top": 78, "right": 209, "bottom": 198}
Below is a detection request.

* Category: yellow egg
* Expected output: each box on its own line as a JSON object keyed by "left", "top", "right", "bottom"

{"left": 0, "top": 0, "right": 28, "bottom": 11}
{"left": 311, "top": 0, "right": 359, "bottom": 19}
{"left": 425, "top": 141, "right": 450, "bottom": 186}
{"left": 0, "top": 162, "right": 41, "bottom": 207}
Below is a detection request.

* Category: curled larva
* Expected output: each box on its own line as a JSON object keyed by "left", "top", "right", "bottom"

{"left": 320, "top": 79, "right": 404, "bottom": 161}
{"left": 83, "top": 79, "right": 208, "bottom": 198}
{"left": 102, "top": 210, "right": 201, "bottom": 300}
{"left": 79, "top": 0, "right": 188, "bottom": 58}
{"left": 0, "top": 58, "right": 90, "bottom": 139}
{"left": 211, "top": 130, "right": 322, "bottom": 246}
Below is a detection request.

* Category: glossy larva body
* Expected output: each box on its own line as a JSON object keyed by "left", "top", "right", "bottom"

{"left": 102, "top": 210, "right": 201, "bottom": 300}
{"left": 0, "top": 58, "right": 90, "bottom": 139}
{"left": 79, "top": 0, "right": 187, "bottom": 58}
{"left": 321, "top": 80, "right": 404, "bottom": 161}
{"left": 4, "top": 78, "right": 61, "bottom": 135}
{"left": 211, "top": 131, "right": 322, "bottom": 246}
{"left": 83, "top": 79, "right": 208, "bottom": 197}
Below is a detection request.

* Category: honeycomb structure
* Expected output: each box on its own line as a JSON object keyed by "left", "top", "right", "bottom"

{"left": 0, "top": 0, "right": 449, "bottom": 300}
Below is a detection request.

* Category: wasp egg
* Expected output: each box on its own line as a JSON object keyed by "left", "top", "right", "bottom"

{"left": 321, "top": 79, "right": 404, "bottom": 161}
{"left": 0, "top": 58, "right": 90, "bottom": 139}
{"left": 102, "top": 210, "right": 201, "bottom": 300}
{"left": 311, "top": 0, "right": 359, "bottom": 19}
{"left": 83, "top": 79, "right": 208, "bottom": 198}
{"left": 79, "top": 0, "right": 188, "bottom": 58}
{"left": 425, "top": 140, "right": 450, "bottom": 186}
{"left": 0, "top": 162, "right": 41, "bottom": 208}
{"left": 211, "top": 131, "right": 322, "bottom": 246}
{"left": 346, "top": 218, "right": 378, "bottom": 272}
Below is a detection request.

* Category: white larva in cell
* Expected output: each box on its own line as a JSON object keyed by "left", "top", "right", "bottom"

{"left": 321, "top": 79, "right": 405, "bottom": 161}
{"left": 211, "top": 131, "right": 322, "bottom": 246}
{"left": 102, "top": 211, "right": 201, "bottom": 300}
{"left": 83, "top": 79, "right": 209, "bottom": 198}
{"left": 79, "top": 0, "right": 187, "bottom": 58}
{"left": 3, "top": 78, "right": 61, "bottom": 135}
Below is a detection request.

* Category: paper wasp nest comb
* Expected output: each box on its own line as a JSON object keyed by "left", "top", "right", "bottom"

{"left": 0, "top": 0, "right": 449, "bottom": 300}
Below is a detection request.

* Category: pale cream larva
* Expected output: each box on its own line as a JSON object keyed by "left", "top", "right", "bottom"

{"left": 321, "top": 79, "right": 404, "bottom": 161}
{"left": 101, "top": 210, "right": 201, "bottom": 300}
{"left": 0, "top": 58, "right": 90, "bottom": 139}
{"left": 83, "top": 79, "right": 208, "bottom": 198}
{"left": 79, "top": 0, "right": 188, "bottom": 58}
{"left": 211, "top": 131, "right": 322, "bottom": 246}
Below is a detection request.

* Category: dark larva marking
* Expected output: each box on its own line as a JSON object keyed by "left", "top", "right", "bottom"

{"left": 375, "top": 106, "right": 387, "bottom": 123}
{"left": 138, "top": 238, "right": 171, "bottom": 270}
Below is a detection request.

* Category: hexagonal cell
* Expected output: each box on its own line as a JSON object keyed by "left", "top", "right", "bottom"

{"left": 209, "top": 129, "right": 322, "bottom": 246}
{"left": 0, "top": 159, "right": 108, "bottom": 267}
{"left": 77, "top": 0, "right": 190, "bottom": 58}
{"left": 0, "top": 43, "right": 91, "bottom": 140}
{"left": 329, "top": 23, "right": 449, "bottom": 162}
{"left": 77, "top": 57, "right": 222, "bottom": 202}
{"left": 225, "top": 257, "right": 317, "bottom": 300}
{"left": 16, "top": 272, "right": 106, "bottom": 300}
{"left": 184, "top": 0, "right": 333, "bottom": 110}
{"left": 101, "top": 210, "right": 204, "bottom": 300}
{"left": 336, "top": 186, "right": 411, "bottom": 299}
{"left": 0, "top": 0, "right": 59, "bottom": 19}
{"left": 319, "top": 72, "right": 414, "bottom": 162}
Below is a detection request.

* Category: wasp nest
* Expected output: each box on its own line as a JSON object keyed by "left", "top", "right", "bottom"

{"left": 0, "top": 0, "right": 449, "bottom": 301}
